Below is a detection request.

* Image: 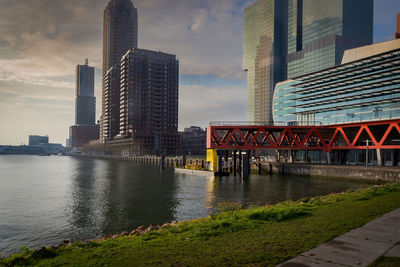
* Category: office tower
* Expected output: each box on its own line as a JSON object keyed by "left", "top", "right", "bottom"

{"left": 101, "top": 0, "right": 138, "bottom": 142}
{"left": 69, "top": 59, "right": 99, "bottom": 148}
{"left": 287, "top": 0, "right": 373, "bottom": 78}
{"left": 396, "top": 13, "right": 400, "bottom": 39}
{"left": 102, "top": 65, "right": 120, "bottom": 141}
{"left": 76, "top": 59, "right": 95, "bottom": 125}
{"left": 102, "top": 0, "right": 138, "bottom": 76}
{"left": 244, "top": 0, "right": 373, "bottom": 123}
{"left": 243, "top": 0, "right": 288, "bottom": 123}
{"left": 119, "top": 49, "right": 179, "bottom": 154}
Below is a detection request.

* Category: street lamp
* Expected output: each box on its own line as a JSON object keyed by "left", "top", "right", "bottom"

{"left": 366, "top": 139, "right": 369, "bottom": 168}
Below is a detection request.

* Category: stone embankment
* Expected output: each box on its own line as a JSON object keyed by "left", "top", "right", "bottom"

{"left": 53, "top": 221, "right": 180, "bottom": 250}
{"left": 252, "top": 162, "right": 400, "bottom": 182}
{"left": 70, "top": 154, "right": 207, "bottom": 169}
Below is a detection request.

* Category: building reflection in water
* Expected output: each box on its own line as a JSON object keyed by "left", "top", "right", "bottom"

{"left": 67, "top": 158, "right": 178, "bottom": 239}
{"left": 208, "top": 174, "right": 365, "bottom": 209}
{"left": 66, "top": 158, "right": 365, "bottom": 241}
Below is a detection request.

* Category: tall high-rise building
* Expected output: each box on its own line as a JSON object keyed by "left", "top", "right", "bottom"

{"left": 287, "top": 0, "right": 373, "bottom": 78}
{"left": 102, "top": 0, "right": 138, "bottom": 76}
{"left": 243, "top": 0, "right": 288, "bottom": 123}
{"left": 69, "top": 59, "right": 99, "bottom": 148}
{"left": 101, "top": 0, "right": 138, "bottom": 142}
{"left": 244, "top": 0, "right": 373, "bottom": 123}
{"left": 76, "top": 59, "right": 95, "bottom": 125}
{"left": 396, "top": 13, "right": 400, "bottom": 39}
{"left": 102, "top": 65, "right": 120, "bottom": 141}
{"left": 118, "top": 49, "right": 179, "bottom": 154}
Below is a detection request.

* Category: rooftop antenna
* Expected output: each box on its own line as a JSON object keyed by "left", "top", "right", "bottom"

{"left": 85, "top": 58, "right": 89, "bottom": 66}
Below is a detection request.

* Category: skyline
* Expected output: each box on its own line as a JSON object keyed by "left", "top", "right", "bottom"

{"left": 0, "top": 0, "right": 399, "bottom": 145}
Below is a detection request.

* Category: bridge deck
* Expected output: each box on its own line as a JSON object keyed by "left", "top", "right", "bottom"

{"left": 207, "top": 119, "right": 400, "bottom": 152}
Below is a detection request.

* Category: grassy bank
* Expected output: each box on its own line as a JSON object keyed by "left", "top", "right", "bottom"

{"left": 2, "top": 183, "right": 400, "bottom": 266}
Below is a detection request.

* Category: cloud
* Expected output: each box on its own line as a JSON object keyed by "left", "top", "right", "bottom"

{"left": 179, "top": 84, "right": 247, "bottom": 128}
{"left": 0, "top": 0, "right": 252, "bottom": 84}
{"left": 0, "top": 0, "right": 398, "bottom": 145}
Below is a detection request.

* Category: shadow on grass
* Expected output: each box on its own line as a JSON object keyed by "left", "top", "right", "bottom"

{"left": 248, "top": 207, "right": 311, "bottom": 222}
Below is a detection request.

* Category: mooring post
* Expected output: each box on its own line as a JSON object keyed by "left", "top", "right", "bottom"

{"left": 160, "top": 154, "right": 165, "bottom": 170}
{"left": 288, "top": 150, "right": 293, "bottom": 163}
{"left": 225, "top": 150, "right": 229, "bottom": 172}
{"left": 182, "top": 155, "right": 187, "bottom": 168}
{"left": 233, "top": 150, "right": 237, "bottom": 174}
{"left": 377, "top": 149, "right": 383, "bottom": 166}
{"left": 241, "top": 151, "right": 250, "bottom": 179}
{"left": 238, "top": 150, "right": 242, "bottom": 174}
{"left": 392, "top": 149, "right": 399, "bottom": 166}
{"left": 218, "top": 150, "right": 223, "bottom": 172}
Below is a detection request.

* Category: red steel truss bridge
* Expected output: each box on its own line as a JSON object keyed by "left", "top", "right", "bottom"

{"left": 207, "top": 119, "right": 400, "bottom": 152}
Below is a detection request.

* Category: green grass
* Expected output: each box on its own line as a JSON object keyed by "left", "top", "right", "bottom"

{"left": 2, "top": 184, "right": 400, "bottom": 267}
{"left": 369, "top": 257, "right": 400, "bottom": 267}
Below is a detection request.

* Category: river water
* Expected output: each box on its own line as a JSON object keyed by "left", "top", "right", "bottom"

{"left": 0, "top": 155, "right": 368, "bottom": 257}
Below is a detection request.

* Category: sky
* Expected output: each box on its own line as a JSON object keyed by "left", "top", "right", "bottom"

{"left": 0, "top": 0, "right": 399, "bottom": 146}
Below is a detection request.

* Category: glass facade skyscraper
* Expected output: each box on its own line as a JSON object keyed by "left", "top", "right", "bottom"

{"left": 287, "top": 0, "right": 373, "bottom": 78}
{"left": 243, "top": 0, "right": 288, "bottom": 123}
{"left": 244, "top": 0, "right": 373, "bottom": 123}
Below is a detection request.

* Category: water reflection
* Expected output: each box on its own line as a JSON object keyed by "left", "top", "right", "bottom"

{"left": 67, "top": 158, "right": 101, "bottom": 240}
{"left": 0, "top": 155, "right": 367, "bottom": 257}
{"left": 208, "top": 174, "right": 364, "bottom": 210}
{"left": 67, "top": 158, "right": 179, "bottom": 239}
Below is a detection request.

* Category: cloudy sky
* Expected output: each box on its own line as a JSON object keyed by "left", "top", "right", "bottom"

{"left": 0, "top": 0, "right": 398, "bottom": 145}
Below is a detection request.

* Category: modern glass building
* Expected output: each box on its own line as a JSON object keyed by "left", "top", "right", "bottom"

{"left": 287, "top": 0, "right": 373, "bottom": 79}
{"left": 273, "top": 39, "right": 400, "bottom": 126}
{"left": 243, "top": 0, "right": 288, "bottom": 123}
{"left": 244, "top": 0, "right": 373, "bottom": 123}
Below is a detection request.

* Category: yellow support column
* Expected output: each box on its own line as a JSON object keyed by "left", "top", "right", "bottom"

{"left": 206, "top": 149, "right": 218, "bottom": 172}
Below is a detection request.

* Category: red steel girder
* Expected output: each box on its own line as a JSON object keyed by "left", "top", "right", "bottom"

{"left": 207, "top": 119, "right": 400, "bottom": 151}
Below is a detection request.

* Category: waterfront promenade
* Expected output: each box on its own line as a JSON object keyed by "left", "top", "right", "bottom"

{"left": 279, "top": 208, "right": 400, "bottom": 267}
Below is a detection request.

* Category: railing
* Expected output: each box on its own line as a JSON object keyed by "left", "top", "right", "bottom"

{"left": 209, "top": 121, "right": 324, "bottom": 127}
{"left": 207, "top": 118, "right": 400, "bottom": 151}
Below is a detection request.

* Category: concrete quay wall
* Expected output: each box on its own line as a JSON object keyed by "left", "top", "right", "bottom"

{"left": 258, "top": 163, "right": 400, "bottom": 182}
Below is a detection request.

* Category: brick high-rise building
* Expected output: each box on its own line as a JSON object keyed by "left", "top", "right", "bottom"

{"left": 101, "top": 0, "right": 138, "bottom": 142}
{"left": 396, "top": 13, "right": 400, "bottom": 39}
{"left": 102, "top": 65, "right": 120, "bottom": 142}
{"left": 118, "top": 49, "right": 179, "bottom": 154}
